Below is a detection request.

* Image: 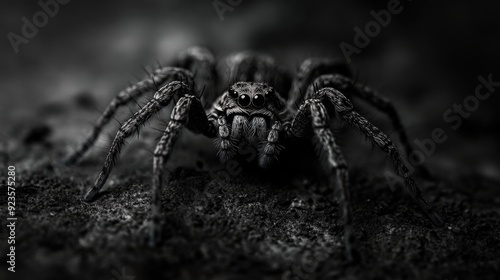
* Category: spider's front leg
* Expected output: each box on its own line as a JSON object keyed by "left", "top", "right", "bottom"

{"left": 64, "top": 67, "right": 194, "bottom": 165}
{"left": 285, "top": 100, "right": 355, "bottom": 262}
{"left": 65, "top": 46, "right": 217, "bottom": 166}
{"left": 312, "top": 87, "right": 443, "bottom": 226}
{"left": 307, "top": 73, "right": 433, "bottom": 179}
{"left": 82, "top": 81, "right": 191, "bottom": 202}
{"left": 290, "top": 58, "right": 432, "bottom": 179}
{"left": 151, "top": 95, "right": 217, "bottom": 245}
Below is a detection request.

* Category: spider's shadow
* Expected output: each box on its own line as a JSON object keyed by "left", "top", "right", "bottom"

{"left": 232, "top": 138, "right": 327, "bottom": 187}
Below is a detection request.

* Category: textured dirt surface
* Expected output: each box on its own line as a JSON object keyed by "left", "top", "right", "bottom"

{"left": 2, "top": 1, "right": 500, "bottom": 279}
{"left": 1, "top": 130, "right": 499, "bottom": 280}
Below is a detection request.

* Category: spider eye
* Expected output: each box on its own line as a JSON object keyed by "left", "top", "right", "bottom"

{"left": 228, "top": 89, "right": 238, "bottom": 98}
{"left": 252, "top": 94, "right": 265, "bottom": 107}
{"left": 238, "top": 94, "right": 251, "bottom": 107}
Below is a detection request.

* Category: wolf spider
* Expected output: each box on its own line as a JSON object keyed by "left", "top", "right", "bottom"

{"left": 65, "top": 46, "right": 443, "bottom": 261}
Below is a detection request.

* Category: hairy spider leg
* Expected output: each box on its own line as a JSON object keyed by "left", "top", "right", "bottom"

{"left": 288, "top": 58, "right": 351, "bottom": 111}
{"left": 64, "top": 67, "right": 195, "bottom": 165}
{"left": 312, "top": 87, "right": 443, "bottom": 226}
{"left": 82, "top": 81, "right": 191, "bottom": 202}
{"left": 151, "top": 95, "right": 217, "bottom": 245}
{"left": 307, "top": 74, "right": 433, "bottom": 179}
{"left": 285, "top": 99, "right": 355, "bottom": 261}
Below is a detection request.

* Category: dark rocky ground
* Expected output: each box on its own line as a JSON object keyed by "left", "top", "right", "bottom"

{"left": 0, "top": 117, "right": 499, "bottom": 280}
{"left": 2, "top": 2, "right": 500, "bottom": 279}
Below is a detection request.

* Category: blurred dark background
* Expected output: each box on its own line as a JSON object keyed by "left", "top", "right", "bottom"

{"left": 1, "top": 1, "right": 500, "bottom": 279}
{"left": 1, "top": 0, "right": 499, "bottom": 177}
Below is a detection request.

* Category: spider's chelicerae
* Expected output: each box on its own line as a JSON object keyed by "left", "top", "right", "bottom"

{"left": 65, "top": 46, "right": 443, "bottom": 261}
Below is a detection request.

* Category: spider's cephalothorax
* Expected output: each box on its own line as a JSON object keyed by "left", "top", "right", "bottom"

{"left": 64, "top": 46, "right": 443, "bottom": 262}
